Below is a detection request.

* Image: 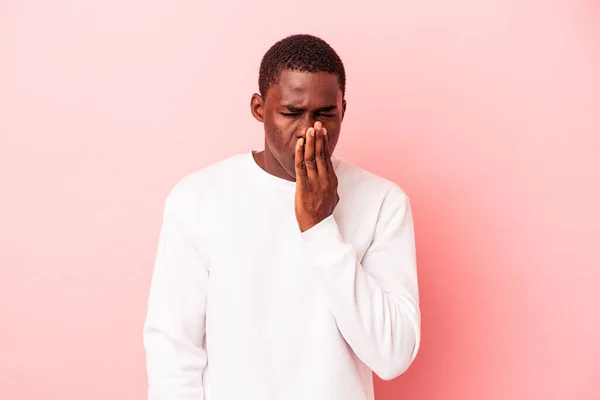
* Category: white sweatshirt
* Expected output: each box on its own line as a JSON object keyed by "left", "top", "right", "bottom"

{"left": 143, "top": 150, "right": 420, "bottom": 400}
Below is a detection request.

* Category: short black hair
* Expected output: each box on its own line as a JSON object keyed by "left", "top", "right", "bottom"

{"left": 258, "top": 34, "right": 346, "bottom": 99}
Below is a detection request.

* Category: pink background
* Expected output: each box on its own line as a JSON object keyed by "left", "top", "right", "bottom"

{"left": 1, "top": 1, "right": 599, "bottom": 399}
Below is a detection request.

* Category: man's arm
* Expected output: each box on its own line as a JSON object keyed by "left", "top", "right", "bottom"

{"left": 300, "top": 186, "right": 421, "bottom": 381}
{"left": 294, "top": 122, "right": 420, "bottom": 381}
{"left": 143, "top": 183, "right": 209, "bottom": 399}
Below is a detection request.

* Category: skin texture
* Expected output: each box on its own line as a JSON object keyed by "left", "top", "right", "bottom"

{"left": 250, "top": 69, "right": 347, "bottom": 232}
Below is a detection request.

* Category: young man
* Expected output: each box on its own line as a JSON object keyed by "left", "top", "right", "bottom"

{"left": 143, "top": 34, "right": 420, "bottom": 400}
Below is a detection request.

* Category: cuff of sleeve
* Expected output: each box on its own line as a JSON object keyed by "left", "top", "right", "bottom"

{"left": 299, "top": 215, "right": 346, "bottom": 265}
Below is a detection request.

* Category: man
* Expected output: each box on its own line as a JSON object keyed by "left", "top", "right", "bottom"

{"left": 143, "top": 34, "right": 420, "bottom": 400}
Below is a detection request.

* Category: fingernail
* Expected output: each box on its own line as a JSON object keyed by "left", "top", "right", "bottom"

{"left": 298, "top": 138, "right": 304, "bottom": 146}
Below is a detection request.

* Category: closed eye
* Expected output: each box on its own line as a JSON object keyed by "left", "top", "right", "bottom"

{"left": 280, "top": 113, "right": 335, "bottom": 118}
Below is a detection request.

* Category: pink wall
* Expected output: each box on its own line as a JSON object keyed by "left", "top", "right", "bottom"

{"left": 1, "top": 1, "right": 599, "bottom": 399}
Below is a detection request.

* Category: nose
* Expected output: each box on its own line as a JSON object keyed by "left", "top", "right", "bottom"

{"left": 296, "top": 116, "right": 320, "bottom": 139}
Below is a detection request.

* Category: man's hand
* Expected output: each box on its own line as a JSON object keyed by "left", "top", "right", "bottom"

{"left": 295, "top": 121, "right": 340, "bottom": 233}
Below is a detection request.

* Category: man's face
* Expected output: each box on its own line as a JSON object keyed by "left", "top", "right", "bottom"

{"left": 251, "top": 69, "right": 346, "bottom": 179}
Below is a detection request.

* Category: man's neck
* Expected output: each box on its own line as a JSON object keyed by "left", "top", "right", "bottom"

{"left": 252, "top": 149, "right": 295, "bottom": 182}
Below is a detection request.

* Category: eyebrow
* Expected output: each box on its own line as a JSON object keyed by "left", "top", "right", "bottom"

{"left": 282, "top": 104, "right": 337, "bottom": 113}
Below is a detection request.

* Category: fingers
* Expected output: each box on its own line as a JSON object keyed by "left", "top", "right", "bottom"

{"left": 295, "top": 137, "right": 307, "bottom": 185}
{"left": 323, "top": 125, "right": 335, "bottom": 174}
{"left": 304, "top": 126, "right": 318, "bottom": 181}
{"left": 315, "top": 122, "right": 328, "bottom": 175}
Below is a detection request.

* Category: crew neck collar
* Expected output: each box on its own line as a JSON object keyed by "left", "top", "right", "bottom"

{"left": 246, "top": 150, "right": 341, "bottom": 191}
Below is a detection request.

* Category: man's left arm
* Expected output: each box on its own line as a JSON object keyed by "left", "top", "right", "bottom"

{"left": 300, "top": 186, "right": 420, "bottom": 381}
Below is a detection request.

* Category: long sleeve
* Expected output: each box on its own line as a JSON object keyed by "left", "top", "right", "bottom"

{"left": 143, "top": 184, "right": 209, "bottom": 399}
{"left": 300, "top": 185, "right": 421, "bottom": 381}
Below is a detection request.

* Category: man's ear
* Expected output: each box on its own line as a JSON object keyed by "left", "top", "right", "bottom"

{"left": 250, "top": 93, "right": 265, "bottom": 122}
{"left": 341, "top": 99, "right": 347, "bottom": 121}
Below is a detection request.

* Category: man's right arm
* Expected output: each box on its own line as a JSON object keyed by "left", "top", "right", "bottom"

{"left": 143, "top": 183, "right": 209, "bottom": 400}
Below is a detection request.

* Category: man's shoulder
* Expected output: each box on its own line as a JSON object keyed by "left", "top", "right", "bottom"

{"left": 164, "top": 152, "right": 247, "bottom": 205}
{"left": 337, "top": 158, "right": 410, "bottom": 204}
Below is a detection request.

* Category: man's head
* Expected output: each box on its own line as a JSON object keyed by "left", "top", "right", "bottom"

{"left": 250, "top": 34, "right": 346, "bottom": 181}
